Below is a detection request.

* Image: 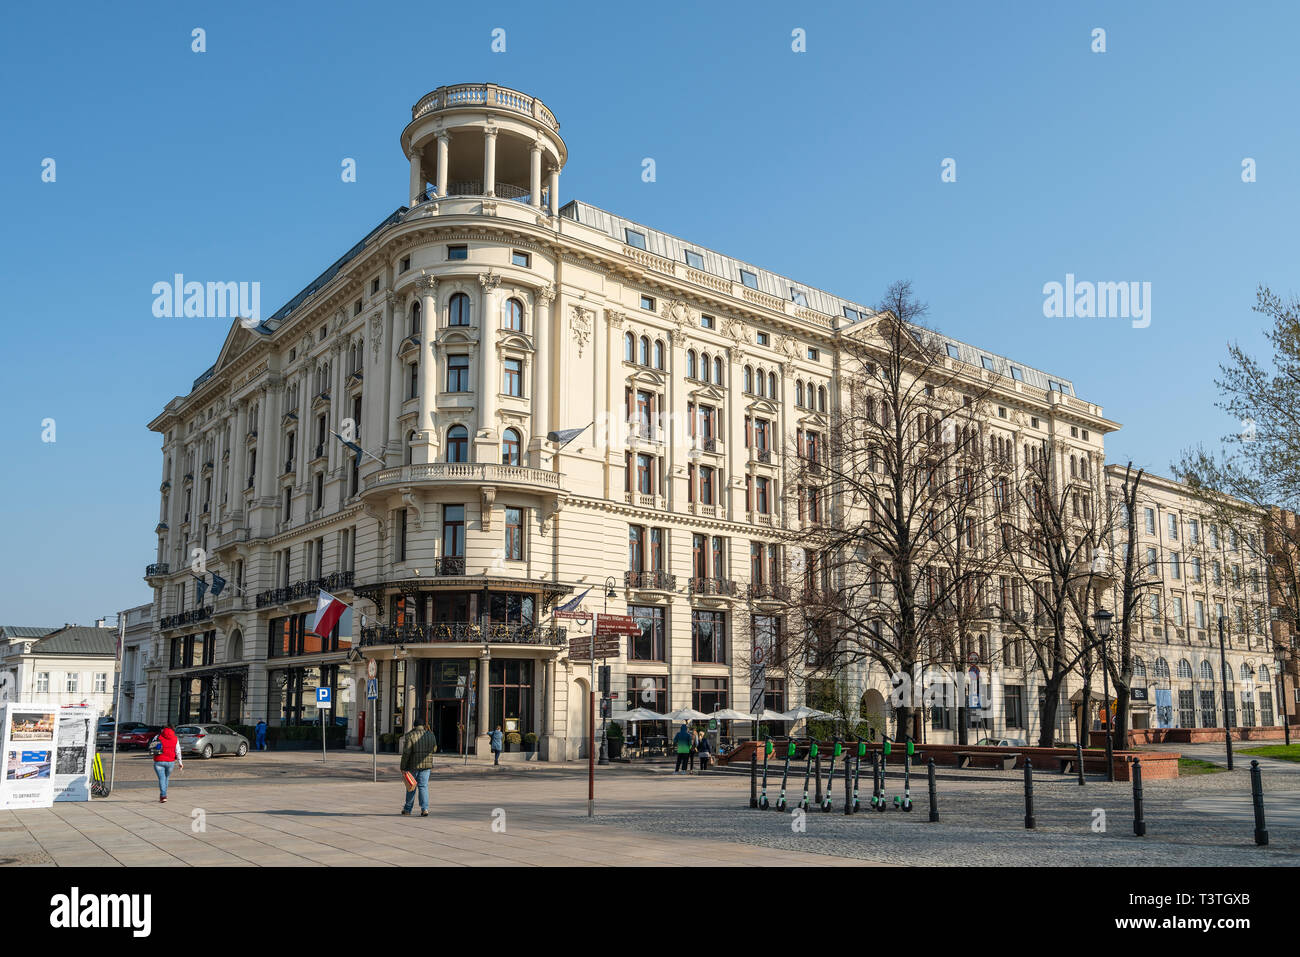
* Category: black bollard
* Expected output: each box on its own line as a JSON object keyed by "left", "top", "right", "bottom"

{"left": 1023, "top": 758, "right": 1035, "bottom": 829}
{"left": 844, "top": 752, "right": 853, "bottom": 815}
{"left": 1076, "top": 742, "right": 1086, "bottom": 786}
{"left": 1132, "top": 758, "right": 1146, "bottom": 837}
{"left": 927, "top": 758, "right": 939, "bottom": 823}
{"left": 749, "top": 749, "right": 758, "bottom": 809}
{"left": 814, "top": 750, "right": 823, "bottom": 807}
{"left": 1250, "top": 760, "right": 1269, "bottom": 846}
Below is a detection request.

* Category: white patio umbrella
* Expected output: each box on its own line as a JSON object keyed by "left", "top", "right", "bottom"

{"left": 752, "top": 709, "right": 790, "bottom": 722}
{"left": 782, "top": 705, "right": 834, "bottom": 721}
{"left": 707, "top": 708, "right": 753, "bottom": 721}
{"left": 618, "top": 707, "right": 667, "bottom": 721}
{"left": 664, "top": 707, "right": 710, "bottom": 721}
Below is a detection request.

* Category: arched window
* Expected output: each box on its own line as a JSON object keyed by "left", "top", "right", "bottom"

{"left": 501, "top": 428, "right": 521, "bottom": 466}
{"left": 806, "top": 381, "right": 815, "bottom": 406}
{"left": 410, "top": 300, "right": 421, "bottom": 336}
{"left": 504, "top": 298, "right": 524, "bottom": 332}
{"left": 744, "top": 365, "right": 753, "bottom": 393}
{"left": 625, "top": 332, "right": 635, "bottom": 362}
{"left": 654, "top": 340, "right": 665, "bottom": 370}
{"left": 1199, "top": 660, "right": 1214, "bottom": 681}
{"left": 700, "top": 353, "right": 710, "bottom": 383}
{"left": 449, "top": 292, "right": 471, "bottom": 326}
{"left": 714, "top": 356, "right": 723, "bottom": 383}
{"left": 406, "top": 430, "right": 417, "bottom": 465}
{"left": 1154, "top": 657, "right": 1170, "bottom": 679}
{"left": 447, "top": 426, "right": 469, "bottom": 463}
{"left": 1240, "top": 662, "right": 1253, "bottom": 681}
{"left": 818, "top": 386, "right": 827, "bottom": 412}
{"left": 688, "top": 350, "right": 698, "bottom": 379}
{"left": 1133, "top": 656, "right": 1147, "bottom": 678}
{"left": 796, "top": 382, "right": 804, "bottom": 407}
{"left": 639, "top": 336, "right": 650, "bottom": 366}
{"left": 755, "top": 369, "right": 765, "bottom": 397}
{"left": 1259, "top": 665, "right": 1270, "bottom": 682}
{"left": 1178, "top": 659, "right": 1193, "bottom": 679}
{"left": 768, "top": 372, "right": 777, "bottom": 398}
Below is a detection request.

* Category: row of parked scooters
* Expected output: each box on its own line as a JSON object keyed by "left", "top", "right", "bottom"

{"left": 754, "top": 737, "right": 917, "bottom": 813}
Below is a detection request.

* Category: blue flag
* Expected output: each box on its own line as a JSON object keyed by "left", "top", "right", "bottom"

{"left": 194, "top": 577, "right": 208, "bottom": 605}
{"left": 210, "top": 573, "right": 226, "bottom": 597}
{"left": 555, "top": 587, "right": 592, "bottom": 613}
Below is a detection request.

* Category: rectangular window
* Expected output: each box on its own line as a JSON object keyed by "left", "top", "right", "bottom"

{"left": 1172, "top": 597, "right": 1184, "bottom": 626}
{"left": 1189, "top": 519, "right": 1200, "bottom": 544}
{"left": 447, "top": 244, "right": 468, "bottom": 260}
{"left": 628, "top": 525, "right": 645, "bottom": 573}
{"left": 700, "top": 466, "right": 714, "bottom": 505}
{"left": 739, "top": 269, "right": 758, "bottom": 289}
{"left": 511, "top": 250, "right": 530, "bottom": 268}
{"left": 636, "top": 454, "right": 654, "bottom": 494}
{"left": 692, "top": 610, "right": 727, "bottom": 664}
{"left": 640, "top": 294, "right": 655, "bottom": 311}
{"left": 755, "top": 476, "right": 770, "bottom": 514}
{"left": 1178, "top": 690, "right": 1196, "bottom": 729}
{"left": 443, "top": 505, "right": 465, "bottom": 558}
{"left": 1144, "top": 508, "right": 1156, "bottom": 534}
{"left": 693, "top": 677, "right": 729, "bottom": 714}
{"left": 628, "top": 606, "right": 665, "bottom": 662}
{"left": 36, "top": 673, "right": 49, "bottom": 693}
{"left": 503, "top": 357, "right": 523, "bottom": 396}
{"left": 1168, "top": 514, "right": 1179, "bottom": 539}
{"left": 807, "top": 347, "right": 820, "bottom": 361}
{"left": 1004, "top": 685, "right": 1025, "bottom": 728}
{"left": 684, "top": 249, "right": 704, "bottom": 269}
{"left": 650, "top": 528, "right": 664, "bottom": 572}
{"left": 700, "top": 314, "right": 715, "bottom": 329}
{"left": 1199, "top": 691, "right": 1217, "bottom": 728}
{"left": 1170, "top": 552, "right": 1181, "bottom": 579}
{"left": 756, "top": 331, "right": 769, "bottom": 346}
{"left": 447, "top": 355, "right": 470, "bottom": 392}
{"left": 504, "top": 506, "right": 523, "bottom": 561}
{"left": 1010, "top": 366, "right": 1023, "bottom": 381}
{"left": 397, "top": 508, "right": 408, "bottom": 562}
{"left": 66, "top": 673, "right": 79, "bottom": 693}
{"left": 625, "top": 229, "right": 647, "bottom": 249}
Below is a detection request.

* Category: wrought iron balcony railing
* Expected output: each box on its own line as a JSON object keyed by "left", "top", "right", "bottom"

{"left": 254, "top": 571, "right": 356, "bottom": 608}
{"left": 437, "top": 557, "right": 465, "bottom": 576}
{"left": 145, "top": 562, "right": 170, "bottom": 577}
{"left": 359, "top": 621, "right": 567, "bottom": 647}
{"left": 747, "top": 582, "right": 792, "bottom": 602}
{"left": 689, "top": 577, "right": 739, "bottom": 597}
{"left": 160, "top": 606, "right": 212, "bottom": 630}
{"left": 625, "top": 571, "right": 677, "bottom": 591}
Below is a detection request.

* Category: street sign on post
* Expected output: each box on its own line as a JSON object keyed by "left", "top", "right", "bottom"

{"left": 315, "top": 688, "right": 331, "bottom": 762}
{"left": 366, "top": 678, "right": 378, "bottom": 700}
{"left": 367, "top": 658, "right": 377, "bottom": 679}
{"left": 595, "top": 614, "right": 640, "bottom": 636}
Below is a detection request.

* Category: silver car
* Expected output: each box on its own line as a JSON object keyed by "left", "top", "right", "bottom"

{"left": 176, "top": 724, "right": 250, "bottom": 758}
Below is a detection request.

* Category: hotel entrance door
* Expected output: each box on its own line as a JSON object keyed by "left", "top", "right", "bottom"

{"left": 433, "top": 699, "right": 463, "bottom": 755}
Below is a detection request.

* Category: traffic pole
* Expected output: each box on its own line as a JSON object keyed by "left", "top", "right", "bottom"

{"left": 927, "top": 758, "right": 939, "bottom": 823}
{"left": 1132, "top": 758, "right": 1146, "bottom": 837}
{"left": 588, "top": 689, "right": 595, "bottom": 817}
{"left": 1250, "top": 760, "right": 1269, "bottom": 846}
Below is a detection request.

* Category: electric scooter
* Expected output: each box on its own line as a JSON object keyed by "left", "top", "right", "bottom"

{"left": 869, "top": 749, "right": 881, "bottom": 809}
{"left": 758, "top": 739, "right": 774, "bottom": 809}
{"left": 821, "top": 740, "right": 842, "bottom": 812}
{"left": 798, "top": 741, "right": 819, "bottom": 810}
{"left": 876, "top": 737, "right": 890, "bottom": 811}
{"left": 775, "top": 740, "right": 795, "bottom": 811}
{"left": 893, "top": 736, "right": 914, "bottom": 812}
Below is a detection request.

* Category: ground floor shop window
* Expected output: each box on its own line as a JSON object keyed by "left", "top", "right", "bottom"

{"left": 169, "top": 675, "right": 214, "bottom": 724}
{"left": 627, "top": 674, "right": 667, "bottom": 743}
{"left": 1178, "top": 690, "right": 1195, "bottom": 728}
{"left": 1199, "top": 690, "right": 1217, "bottom": 728}
{"left": 693, "top": 676, "right": 728, "bottom": 714}
{"left": 1260, "top": 691, "right": 1274, "bottom": 726}
{"left": 628, "top": 606, "right": 665, "bottom": 661}
{"left": 267, "top": 664, "right": 350, "bottom": 730}
{"left": 490, "top": 659, "right": 533, "bottom": 736}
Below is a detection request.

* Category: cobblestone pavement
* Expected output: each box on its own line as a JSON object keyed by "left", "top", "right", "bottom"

{"left": 1, "top": 751, "right": 1294, "bottom": 866}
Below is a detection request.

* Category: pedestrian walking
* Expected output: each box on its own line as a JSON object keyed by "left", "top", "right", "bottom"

{"left": 399, "top": 720, "right": 438, "bottom": 817}
{"left": 254, "top": 718, "right": 267, "bottom": 751}
{"left": 673, "top": 723, "right": 692, "bottom": 774}
{"left": 489, "top": 725, "right": 504, "bottom": 766}
{"left": 152, "top": 723, "right": 183, "bottom": 803}
{"left": 697, "top": 731, "right": 712, "bottom": 772}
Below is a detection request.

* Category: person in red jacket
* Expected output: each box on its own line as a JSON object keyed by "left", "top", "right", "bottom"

{"left": 153, "top": 724, "right": 183, "bottom": 803}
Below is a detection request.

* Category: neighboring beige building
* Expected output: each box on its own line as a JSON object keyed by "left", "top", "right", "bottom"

{"left": 1103, "top": 467, "right": 1275, "bottom": 734}
{"left": 146, "top": 82, "right": 1274, "bottom": 758}
{"left": 116, "top": 603, "right": 153, "bottom": 723}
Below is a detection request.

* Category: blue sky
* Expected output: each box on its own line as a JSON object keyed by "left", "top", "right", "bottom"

{"left": 2, "top": 0, "right": 1297, "bottom": 624}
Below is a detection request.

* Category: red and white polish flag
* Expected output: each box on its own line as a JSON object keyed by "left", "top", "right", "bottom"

{"left": 312, "top": 590, "right": 349, "bottom": 638}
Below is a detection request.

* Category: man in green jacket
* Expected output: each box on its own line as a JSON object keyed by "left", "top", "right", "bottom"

{"left": 673, "top": 724, "right": 693, "bottom": 774}
{"left": 400, "top": 721, "right": 438, "bottom": 817}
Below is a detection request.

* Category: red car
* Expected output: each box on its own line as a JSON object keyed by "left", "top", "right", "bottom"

{"left": 116, "top": 725, "right": 163, "bottom": 750}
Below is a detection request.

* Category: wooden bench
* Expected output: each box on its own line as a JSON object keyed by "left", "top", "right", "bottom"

{"left": 1057, "top": 756, "right": 1076, "bottom": 774}
{"left": 955, "top": 752, "right": 1018, "bottom": 771}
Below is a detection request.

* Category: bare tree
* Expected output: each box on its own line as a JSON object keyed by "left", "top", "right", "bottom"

{"left": 1101, "top": 463, "right": 1151, "bottom": 745}
{"left": 779, "top": 281, "right": 1000, "bottom": 741}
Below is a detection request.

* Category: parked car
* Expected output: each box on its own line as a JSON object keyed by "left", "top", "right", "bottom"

{"left": 974, "top": 737, "right": 1028, "bottom": 748}
{"left": 97, "top": 719, "right": 149, "bottom": 748}
{"left": 116, "top": 725, "right": 163, "bottom": 750}
{"left": 173, "top": 724, "right": 250, "bottom": 758}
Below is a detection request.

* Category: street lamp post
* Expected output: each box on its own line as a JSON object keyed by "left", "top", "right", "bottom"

{"left": 1092, "top": 607, "right": 1115, "bottom": 782}
{"left": 597, "top": 577, "right": 617, "bottom": 767}
{"left": 1218, "top": 616, "right": 1234, "bottom": 770}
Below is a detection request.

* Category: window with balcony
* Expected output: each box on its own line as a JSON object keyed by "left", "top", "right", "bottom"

{"left": 443, "top": 505, "right": 465, "bottom": 559}
{"left": 501, "top": 428, "right": 521, "bottom": 466}
{"left": 447, "top": 426, "right": 469, "bottom": 463}
{"left": 699, "top": 466, "right": 714, "bottom": 505}
{"left": 628, "top": 606, "right": 665, "bottom": 661}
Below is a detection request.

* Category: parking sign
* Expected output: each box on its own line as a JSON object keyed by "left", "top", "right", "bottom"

{"left": 316, "top": 687, "right": 332, "bottom": 709}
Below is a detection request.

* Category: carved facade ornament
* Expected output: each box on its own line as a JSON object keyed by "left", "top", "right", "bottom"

{"left": 480, "top": 486, "right": 497, "bottom": 530}
{"left": 569, "top": 305, "right": 593, "bottom": 357}
{"left": 606, "top": 308, "right": 626, "bottom": 328}
{"left": 660, "top": 299, "right": 692, "bottom": 329}
{"left": 478, "top": 270, "right": 502, "bottom": 292}
{"left": 726, "top": 317, "right": 747, "bottom": 343}
{"left": 537, "top": 282, "right": 557, "bottom": 305}
{"left": 369, "top": 314, "right": 384, "bottom": 359}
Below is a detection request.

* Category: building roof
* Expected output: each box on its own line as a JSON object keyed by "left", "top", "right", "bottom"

{"left": 0, "top": 626, "right": 59, "bottom": 641}
{"left": 30, "top": 626, "right": 117, "bottom": 657}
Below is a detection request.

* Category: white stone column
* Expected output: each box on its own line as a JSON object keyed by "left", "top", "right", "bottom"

{"left": 483, "top": 128, "right": 498, "bottom": 197}
{"left": 386, "top": 299, "right": 405, "bottom": 464}
{"left": 256, "top": 384, "right": 279, "bottom": 501}
{"left": 547, "top": 166, "right": 560, "bottom": 215}
{"left": 408, "top": 146, "right": 424, "bottom": 206}
{"left": 604, "top": 310, "right": 625, "bottom": 500}
{"left": 231, "top": 403, "right": 247, "bottom": 501}
{"left": 477, "top": 272, "right": 501, "bottom": 448}
{"left": 477, "top": 653, "right": 491, "bottom": 754}
{"left": 725, "top": 347, "right": 741, "bottom": 520}
{"left": 294, "top": 367, "right": 307, "bottom": 490}
{"left": 436, "top": 134, "right": 450, "bottom": 198}
{"left": 416, "top": 276, "right": 439, "bottom": 464}
{"left": 531, "top": 284, "right": 555, "bottom": 463}
{"left": 529, "top": 144, "right": 543, "bottom": 209}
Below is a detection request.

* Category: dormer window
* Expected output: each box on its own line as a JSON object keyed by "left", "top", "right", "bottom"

{"left": 739, "top": 270, "right": 758, "bottom": 289}
{"left": 790, "top": 288, "right": 808, "bottom": 307}
{"left": 684, "top": 249, "right": 704, "bottom": 269}
{"left": 625, "top": 229, "right": 647, "bottom": 250}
